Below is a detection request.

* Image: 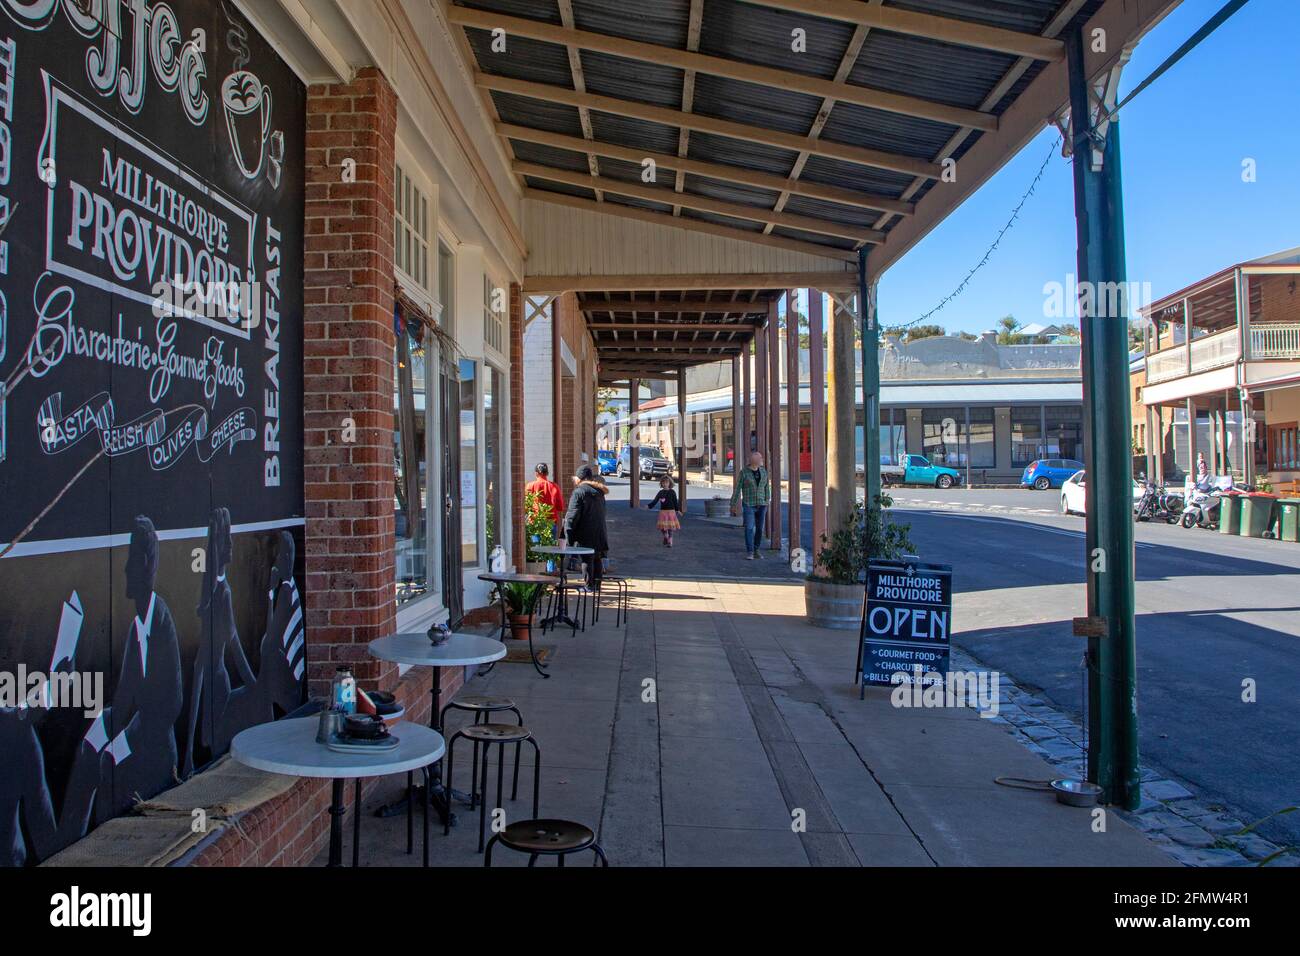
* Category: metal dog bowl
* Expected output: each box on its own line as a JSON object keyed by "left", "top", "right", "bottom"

{"left": 1051, "top": 779, "right": 1102, "bottom": 807}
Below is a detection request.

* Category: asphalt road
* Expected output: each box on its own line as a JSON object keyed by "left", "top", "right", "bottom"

{"left": 605, "top": 475, "right": 1300, "bottom": 847}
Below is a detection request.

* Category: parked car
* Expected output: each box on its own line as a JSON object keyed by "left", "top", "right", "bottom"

{"left": 1021, "top": 458, "right": 1085, "bottom": 490}
{"left": 616, "top": 444, "right": 671, "bottom": 479}
{"left": 881, "top": 454, "right": 963, "bottom": 489}
{"left": 1059, "top": 470, "right": 1145, "bottom": 515}
{"left": 596, "top": 449, "right": 617, "bottom": 475}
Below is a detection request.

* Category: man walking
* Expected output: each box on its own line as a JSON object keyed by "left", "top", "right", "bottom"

{"left": 565, "top": 465, "right": 610, "bottom": 588}
{"left": 527, "top": 463, "right": 566, "bottom": 540}
{"left": 730, "top": 451, "right": 771, "bottom": 559}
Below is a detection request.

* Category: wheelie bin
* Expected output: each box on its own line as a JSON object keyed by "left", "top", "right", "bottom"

{"left": 1240, "top": 493, "right": 1279, "bottom": 538}
{"left": 1276, "top": 499, "right": 1300, "bottom": 543}
{"left": 1218, "top": 492, "right": 1243, "bottom": 535}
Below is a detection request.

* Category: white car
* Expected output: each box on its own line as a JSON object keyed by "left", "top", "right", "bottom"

{"left": 1059, "top": 471, "right": 1144, "bottom": 515}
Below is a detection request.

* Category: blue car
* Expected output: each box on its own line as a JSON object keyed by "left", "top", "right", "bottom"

{"left": 596, "top": 449, "right": 617, "bottom": 475}
{"left": 1021, "top": 458, "right": 1085, "bottom": 490}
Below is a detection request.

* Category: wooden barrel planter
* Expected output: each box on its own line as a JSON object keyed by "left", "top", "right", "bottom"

{"left": 804, "top": 578, "right": 863, "bottom": 629}
{"left": 705, "top": 497, "right": 731, "bottom": 518}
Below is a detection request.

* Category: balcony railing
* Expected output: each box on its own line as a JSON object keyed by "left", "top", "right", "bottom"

{"left": 1146, "top": 323, "right": 1300, "bottom": 384}
{"left": 1251, "top": 322, "right": 1300, "bottom": 359}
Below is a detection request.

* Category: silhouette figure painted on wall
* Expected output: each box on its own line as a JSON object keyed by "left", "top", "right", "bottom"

{"left": 83, "top": 515, "right": 184, "bottom": 819}
{"left": 183, "top": 511, "right": 304, "bottom": 775}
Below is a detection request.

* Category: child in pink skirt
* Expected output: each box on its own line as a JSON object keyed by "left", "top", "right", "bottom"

{"left": 648, "top": 477, "right": 682, "bottom": 547}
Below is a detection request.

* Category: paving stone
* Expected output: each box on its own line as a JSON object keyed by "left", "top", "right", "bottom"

{"left": 1164, "top": 826, "right": 1218, "bottom": 848}
{"left": 1169, "top": 846, "right": 1249, "bottom": 867}
{"left": 1130, "top": 811, "right": 1189, "bottom": 832}
{"left": 1144, "top": 779, "right": 1195, "bottom": 801}
{"left": 1223, "top": 833, "right": 1284, "bottom": 861}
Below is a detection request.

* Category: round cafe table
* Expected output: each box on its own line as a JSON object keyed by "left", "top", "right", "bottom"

{"left": 478, "top": 572, "right": 556, "bottom": 677}
{"left": 368, "top": 632, "right": 506, "bottom": 824}
{"left": 531, "top": 545, "right": 594, "bottom": 632}
{"left": 231, "top": 716, "right": 445, "bottom": 867}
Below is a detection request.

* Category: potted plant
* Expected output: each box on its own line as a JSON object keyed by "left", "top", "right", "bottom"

{"left": 523, "top": 489, "right": 557, "bottom": 574}
{"left": 493, "top": 580, "right": 545, "bottom": 640}
{"left": 805, "top": 493, "right": 914, "bottom": 629}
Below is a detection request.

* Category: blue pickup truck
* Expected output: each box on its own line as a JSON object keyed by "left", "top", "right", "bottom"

{"left": 880, "top": 454, "right": 963, "bottom": 489}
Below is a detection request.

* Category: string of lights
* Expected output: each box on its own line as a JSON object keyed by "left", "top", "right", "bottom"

{"left": 885, "top": 133, "right": 1063, "bottom": 335}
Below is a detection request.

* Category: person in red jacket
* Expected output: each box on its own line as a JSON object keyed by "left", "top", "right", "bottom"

{"left": 526, "top": 463, "right": 566, "bottom": 539}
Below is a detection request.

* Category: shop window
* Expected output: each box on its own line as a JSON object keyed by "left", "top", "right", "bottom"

{"left": 459, "top": 358, "right": 479, "bottom": 567}
{"left": 394, "top": 163, "right": 430, "bottom": 304}
{"left": 394, "top": 305, "right": 429, "bottom": 606}
{"left": 484, "top": 365, "right": 504, "bottom": 553}
{"left": 879, "top": 408, "right": 905, "bottom": 466}
{"left": 1011, "top": 406, "right": 1044, "bottom": 466}
{"left": 923, "top": 407, "right": 965, "bottom": 467}
{"left": 1045, "top": 405, "right": 1082, "bottom": 460}
{"left": 1270, "top": 423, "right": 1298, "bottom": 471}
{"left": 968, "top": 408, "right": 995, "bottom": 468}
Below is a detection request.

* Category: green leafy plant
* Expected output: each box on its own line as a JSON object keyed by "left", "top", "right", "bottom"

{"left": 1256, "top": 476, "right": 1273, "bottom": 494}
{"left": 811, "top": 493, "right": 915, "bottom": 585}
{"left": 492, "top": 580, "right": 544, "bottom": 616}
{"left": 524, "top": 489, "right": 557, "bottom": 562}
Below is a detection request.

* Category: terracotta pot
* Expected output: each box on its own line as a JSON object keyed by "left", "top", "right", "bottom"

{"left": 508, "top": 613, "right": 534, "bottom": 640}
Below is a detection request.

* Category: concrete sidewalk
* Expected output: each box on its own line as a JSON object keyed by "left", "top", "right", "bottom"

{"left": 335, "top": 500, "right": 1175, "bottom": 867}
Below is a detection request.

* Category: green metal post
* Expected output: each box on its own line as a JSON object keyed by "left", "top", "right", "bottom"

{"left": 858, "top": 249, "right": 880, "bottom": 512}
{"left": 1066, "top": 29, "right": 1140, "bottom": 809}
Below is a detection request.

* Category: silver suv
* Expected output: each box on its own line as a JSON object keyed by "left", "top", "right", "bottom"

{"left": 616, "top": 445, "right": 671, "bottom": 479}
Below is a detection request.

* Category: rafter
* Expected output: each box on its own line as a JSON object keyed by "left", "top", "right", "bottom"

{"left": 451, "top": 7, "right": 996, "bottom": 131}
{"left": 870, "top": 0, "right": 1088, "bottom": 233}
{"left": 498, "top": 124, "right": 914, "bottom": 216}
{"left": 515, "top": 162, "right": 883, "bottom": 244}
{"left": 523, "top": 188, "right": 857, "bottom": 262}
{"left": 554, "top": 0, "right": 603, "bottom": 199}
{"left": 476, "top": 73, "right": 942, "bottom": 181}
{"left": 743, "top": 0, "right": 1065, "bottom": 61}
{"left": 578, "top": 297, "right": 772, "bottom": 312}
{"left": 674, "top": 0, "right": 705, "bottom": 217}
{"left": 588, "top": 322, "right": 752, "bottom": 331}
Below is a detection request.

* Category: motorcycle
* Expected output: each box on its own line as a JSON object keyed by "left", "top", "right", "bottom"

{"left": 1134, "top": 477, "right": 1183, "bottom": 524}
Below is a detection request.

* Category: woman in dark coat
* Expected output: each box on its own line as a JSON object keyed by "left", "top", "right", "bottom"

{"left": 564, "top": 465, "right": 609, "bottom": 587}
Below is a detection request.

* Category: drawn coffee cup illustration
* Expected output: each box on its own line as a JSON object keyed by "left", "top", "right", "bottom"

{"left": 221, "top": 70, "right": 272, "bottom": 180}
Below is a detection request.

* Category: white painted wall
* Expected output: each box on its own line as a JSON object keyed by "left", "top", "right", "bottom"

{"left": 523, "top": 307, "right": 555, "bottom": 474}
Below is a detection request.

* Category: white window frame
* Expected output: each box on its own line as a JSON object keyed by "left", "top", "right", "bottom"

{"left": 393, "top": 148, "right": 434, "bottom": 316}
{"left": 483, "top": 273, "right": 505, "bottom": 358}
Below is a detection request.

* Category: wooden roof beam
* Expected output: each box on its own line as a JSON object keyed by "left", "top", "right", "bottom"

{"left": 743, "top": 0, "right": 1065, "bottom": 62}
{"left": 525, "top": 273, "right": 856, "bottom": 294}
{"left": 476, "top": 73, "right": 942, "bottom": 181}
{"left": 515, "top": 162, "right": 884, "bottom": 244}
{"left": 498, "top": 124, "right": 914, "bottom": 216}
{"left": 523, "top": 188, "right": 857, "bottom": 263}
{"left": 450, "top": 7, "right": 996, "bottom": 131}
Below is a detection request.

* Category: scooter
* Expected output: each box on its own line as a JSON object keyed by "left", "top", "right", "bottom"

{"left": 1180, "top": 476, "right": 1234, "bottom": 529}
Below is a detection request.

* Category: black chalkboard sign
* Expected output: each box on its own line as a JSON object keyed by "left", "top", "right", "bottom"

{"left": 858, "top": 560, "right": 953, "bottom": 696}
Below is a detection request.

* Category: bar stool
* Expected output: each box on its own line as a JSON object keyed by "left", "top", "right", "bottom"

{"left": 595, "top": 576, "right": 630, "bottom": 627}
{"left": 439, "top": 695, "right": 524, "bottom": 810}
{"left": 445, "top": 723, "right": 541, "bottom": 852}
{"left": 542, "top": 578, "right": 589, "bottom": 634}
{"left": 484, "top": 819, "right": 609, "bottom": 867}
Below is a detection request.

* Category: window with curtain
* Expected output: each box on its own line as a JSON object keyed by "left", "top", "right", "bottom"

{"left": 923, "top": 407, "right": 965, "bottom": 466}
{"left": 1011, "top": 406, "right": 1044, "bottom": 466}
{"left": 459, "top": 358, "right": 479, "bottom": 567}
{"left": 393, "top": 305, "right": 429, "bottom": 606}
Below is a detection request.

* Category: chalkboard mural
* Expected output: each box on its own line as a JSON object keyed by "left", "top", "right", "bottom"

{"left": 0, "top": 0, "right": 305, "bottom": 864}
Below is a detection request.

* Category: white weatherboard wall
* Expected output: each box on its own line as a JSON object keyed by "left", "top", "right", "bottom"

{"left": 522, "top": 200, "right": 853, "bottom": 278}
{"left": 524, "top": 308, "right": 554, "bottom": 477}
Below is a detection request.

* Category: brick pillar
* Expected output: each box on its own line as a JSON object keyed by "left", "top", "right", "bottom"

{"left": 510, "top": 283, "right": 526, "bottom": 565}
{"left": 302, "top": 67, "right": 398, "bottom": 699}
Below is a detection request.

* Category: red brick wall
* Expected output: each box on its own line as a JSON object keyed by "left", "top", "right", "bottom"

{"left": 301, "top": 67, "right": 398, "bottom": 699}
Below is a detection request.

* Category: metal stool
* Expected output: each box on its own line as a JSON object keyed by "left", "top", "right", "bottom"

{"left": 484, "top": 819, "right": 609, "bottom": 867}
{"left": 595, "top": 575, "right": 630, "bottom": 627}
{"left": 439, "top": 696, "right": 524, "bottom": 810}
{"left": 445, "top": 723, "right": 540, "bottom": 852}
{"left": 542, "top": 579, "right": 589, "bottom": 634}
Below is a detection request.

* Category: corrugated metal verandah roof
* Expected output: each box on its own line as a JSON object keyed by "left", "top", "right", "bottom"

{"left": 448, "top": 0, "right": 1104, "bottom": 375}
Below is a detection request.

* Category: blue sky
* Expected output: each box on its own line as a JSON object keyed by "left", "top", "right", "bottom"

{"left": 875, "top": 0, "right": 1300, "bottom": 335}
